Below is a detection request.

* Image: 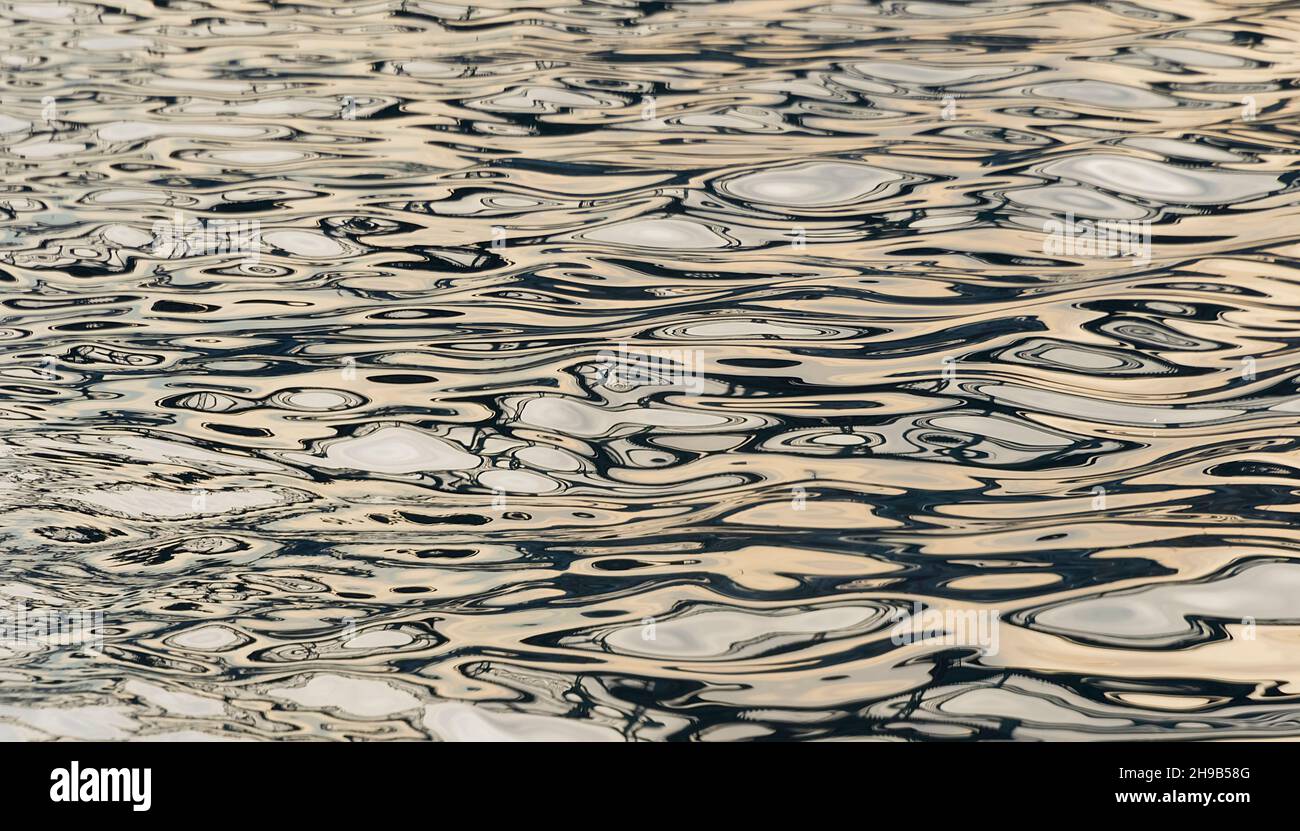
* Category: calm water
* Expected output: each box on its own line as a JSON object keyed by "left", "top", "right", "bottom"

{"left": 1, "top": 0, "right": 1298, "bottom": 741}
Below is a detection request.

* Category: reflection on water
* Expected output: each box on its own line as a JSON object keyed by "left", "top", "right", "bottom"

{"left": 1, "top": 0, "right": 1299, "bottom": 741}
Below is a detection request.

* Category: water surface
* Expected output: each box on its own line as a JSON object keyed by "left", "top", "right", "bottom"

{"left": 1, "top": 0, "right": 1299, "bottom": 741}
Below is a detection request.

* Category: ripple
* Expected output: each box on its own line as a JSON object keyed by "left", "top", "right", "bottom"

{"left": 4, "top": 0, "right": 1299, "bottom": 744}
{"left": 716, "top": 161, "right": 905, "bottom": 208}
{"left": 286, "top": 424, "right": 480, "bottom": 474}
{"left": 1039, "top": 154, "right": 1282, "bottom": 205}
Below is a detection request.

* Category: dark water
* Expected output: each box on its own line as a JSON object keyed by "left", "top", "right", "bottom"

{"left": 1, "top": 0, "right": 1299, "bottom": 741}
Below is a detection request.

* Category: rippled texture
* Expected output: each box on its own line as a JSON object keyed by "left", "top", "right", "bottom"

{"left": 2, "top": 0, "right": 1300, "bottom": 742}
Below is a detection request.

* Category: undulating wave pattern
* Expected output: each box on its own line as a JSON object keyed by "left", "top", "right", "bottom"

{"left": 1, "top": 0, "right": 1299, "bottom": 741}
